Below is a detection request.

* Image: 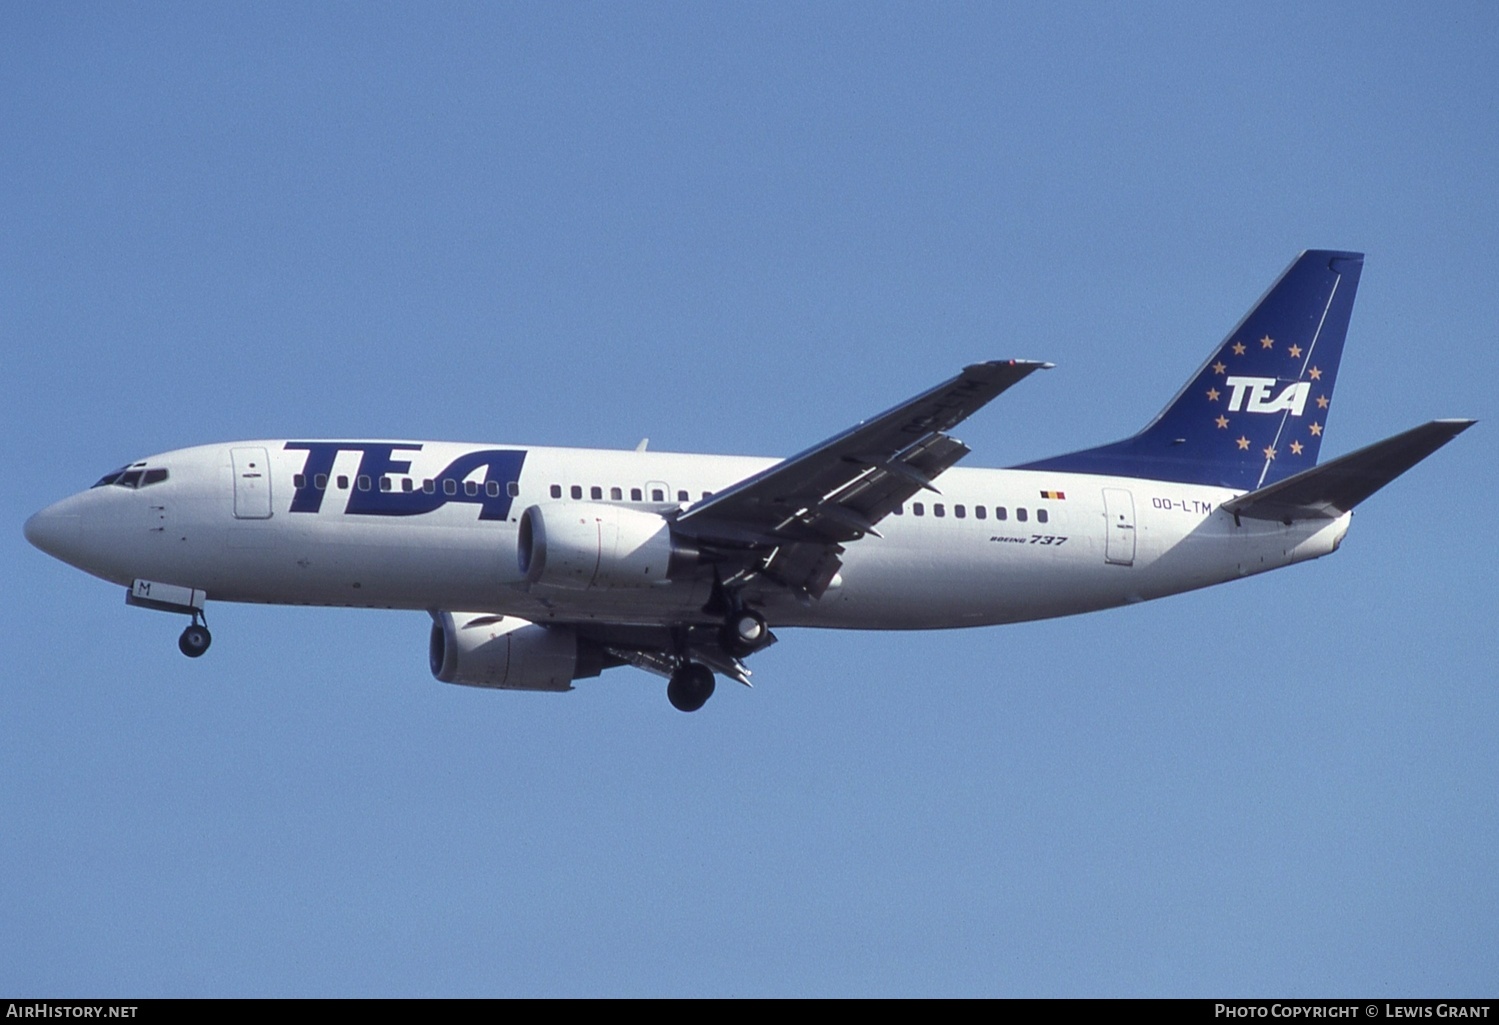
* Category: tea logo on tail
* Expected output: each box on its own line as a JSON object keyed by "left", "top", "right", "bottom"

{"left": 1223, "top": 376, "right": 1311, "bottom": 416}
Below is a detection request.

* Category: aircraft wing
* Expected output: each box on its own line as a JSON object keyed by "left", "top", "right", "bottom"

{"left": 673, "top": 359, "right": 1050, "bottom": 597}
{"left": 1223, "top": 419, "right": 1476, "bottom": 522}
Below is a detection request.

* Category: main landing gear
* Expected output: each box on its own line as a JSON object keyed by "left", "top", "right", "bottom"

{"left": 667, "top": 662, "right": 715, "bottom": 713}
{"left": 664, "top": 607, "right": 771, "bottom": 712}
{"left": 178, "top": 612, "right": 212, "bottom": 658}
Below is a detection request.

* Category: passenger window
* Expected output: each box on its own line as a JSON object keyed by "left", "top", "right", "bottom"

{"left": 1037, "top": 508, "right": 1048, "bottom": 524}
{"left": 570, "top": 485, "right": 583, "bottom": 500}
{"left": 913, "top": 503, "right": 925, "bottom": 516}
{"left": 508, "top": 482, "right": 520, "bottom": 498}
{"left": 934, "top": 504, "right": 945, "bottom": 518}
{"left": 975, "top": 506, "right": 986, "bottom": 520}
{"left": 423, "top": 479, "right": 435, "bottom": 494}
{"left": 591, "top": 486, "right": 603, "bottom": 500}
{"left": 1017, "top": 507, "right": 1028, "bottom": 522}
{"left": 631, "top": 488, "right": 642, "bottom": 502}
{"left": 677, "top": 490, "right": 689, "bottom": 502}
{"left": 995, "top": 507, "right": 1007, "bottom": 520}
{"left": 550, "top": 484, "right": 562, "bottom": 499}
{"left": 294, "top": 473, "right": 307, "bottom": 489}
{"left": 651, "top": 488, "right": 665, "bottom": 502}
{"left": 894, "top": 504, "right": 904, "bottom": 516}
{"left": 337, "top": 475, "right": 349, "bottom": 490}
{"left": 955, "top": 504, "right": 966, "bottom": 519}
{"left": 610, "top": 487, "right": 622, "bottom": 501}
{"left": 357, "top": 476, "right": 371, "bottom": 492}
{"left": 315, "top": 474, "right": 328, "bottom": 489}
{"left": 702, "top": 491, "right": 711, "bottom": 500}
{"left": 402, "top": 479, "right": 414, "bottom": 493}
{"left": 486, "top": 481, "right": 500, "bottom": 497}
{"left": 380, "top": 476, "right": 392, "bottom": 492}
{"left": 443, "top": 479, "right": 457, "bottom": 496}
{"left": 465, "top": 480, "right": 479, "bottom": 497}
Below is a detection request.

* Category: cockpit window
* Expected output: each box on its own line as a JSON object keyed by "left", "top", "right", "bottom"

{"left": 91, "top": 465, "right": 169, "bottom": 489}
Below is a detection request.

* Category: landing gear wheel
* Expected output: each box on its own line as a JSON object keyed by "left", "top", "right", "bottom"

{"left": 178, "top": 623, "right": 212, "bottom": 658}
{"left": 667, "top": 662, "right": 716, "bottom": 712}
{"left": 720, "top": 609, "right": 768, "bottom": 657}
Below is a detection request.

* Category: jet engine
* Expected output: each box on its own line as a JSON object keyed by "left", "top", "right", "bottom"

{"left": 429, "top": 611, "right": 600, "bottom": 691}
{"left": 517, "top": 501, "right": 699, "bottom": 590}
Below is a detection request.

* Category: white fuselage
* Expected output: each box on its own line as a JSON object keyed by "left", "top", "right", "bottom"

{"left": 28, "top": 440, "right": 1352, "bottom": 631}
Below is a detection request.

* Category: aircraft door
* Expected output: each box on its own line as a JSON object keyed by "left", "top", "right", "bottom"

{"left": 231, "top": 447, "right": 273, "bottom": 519}
{"left": 1102, "top": 487, "right": 1136, "bottom": 566}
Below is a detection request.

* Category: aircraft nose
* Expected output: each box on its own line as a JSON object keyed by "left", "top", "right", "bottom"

{"left": 24, "top": 503, "right": 83, "bottom": 563}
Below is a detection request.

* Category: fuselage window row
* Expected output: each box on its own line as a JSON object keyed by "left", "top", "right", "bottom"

{"left": 542, "top": 484, "right": 712, "bottom": 504}
{"left": 896, "top": 503, "right": 1048, "bottom": 524}
{"left": 293, "top": 473, "right": 505, "bottom": 498}
{"left": 288, "top": 474, "right": 720, "bottom": 506}
{"left": 289, "top": 469, "right": 1055, "bottom": 525}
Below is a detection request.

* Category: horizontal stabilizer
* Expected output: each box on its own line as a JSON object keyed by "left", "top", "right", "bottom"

{"left": 1223, "top": 419, "right": 1475, "bottom": 522}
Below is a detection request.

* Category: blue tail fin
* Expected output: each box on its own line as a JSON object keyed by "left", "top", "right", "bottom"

{"left": 1016, "top": 250, "right": 1364, "bottom": 490}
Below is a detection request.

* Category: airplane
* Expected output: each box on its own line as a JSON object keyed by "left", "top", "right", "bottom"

{"left": 24, "top": 250, "right": 1474, "bottom": 712}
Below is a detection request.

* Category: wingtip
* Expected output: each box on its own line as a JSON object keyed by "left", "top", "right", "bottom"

{"left": 1430, "top": 418, "right": 1478, "bottom": 437}
{"left": 966, "top": 359, "right": 1053, "bottom": 373}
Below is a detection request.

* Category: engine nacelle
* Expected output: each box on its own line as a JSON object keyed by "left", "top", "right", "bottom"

{"left": 517, "top": 501, "right": 698, "bottom": 591}
{"left": 429, "top": 611, "right": 579, "bottom": 691}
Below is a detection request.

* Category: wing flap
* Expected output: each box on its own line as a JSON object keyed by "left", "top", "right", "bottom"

{"left": 1223, "top": 419, "right": 1475, "bottom": 522}
{"left": 828, "top": 433, "right": 971, "bottom": 525}
{"left": 761, "top": 540, "right": 845, "bottom": 597}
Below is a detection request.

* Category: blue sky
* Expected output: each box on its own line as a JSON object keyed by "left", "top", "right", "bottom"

{"left": 4, "top": 2, "right": 1495, "bottom": 997}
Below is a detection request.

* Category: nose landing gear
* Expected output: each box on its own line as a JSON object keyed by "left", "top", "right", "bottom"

{"left": 126, "top": 580, "right": 213, "bottom": 659}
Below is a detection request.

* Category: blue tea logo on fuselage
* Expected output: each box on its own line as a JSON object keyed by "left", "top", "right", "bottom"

{"left": 285, "top": 443, "right": 526, "bottom": 521}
